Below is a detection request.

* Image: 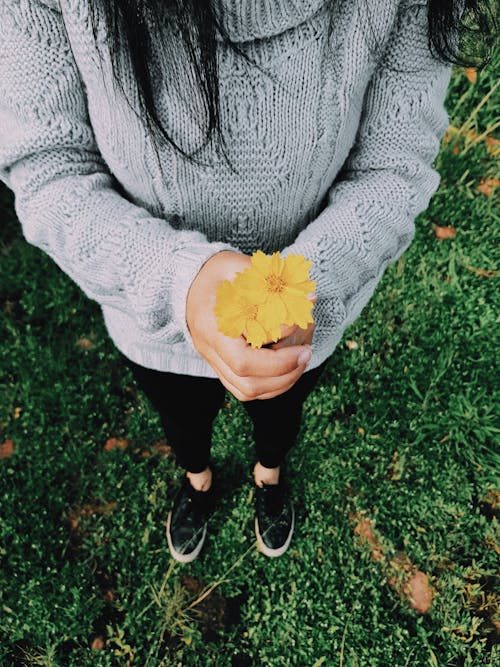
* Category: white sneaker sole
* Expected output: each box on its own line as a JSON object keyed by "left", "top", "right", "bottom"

{"left": 254, "top": 504, "right": 295, "bottom": 558}
{"left": 166, "top": 510, "right": 207, "bottom": 563}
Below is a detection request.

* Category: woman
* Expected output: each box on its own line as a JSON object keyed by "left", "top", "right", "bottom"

{"left": 0, "top": 0, "right": 493, "bottom": 562}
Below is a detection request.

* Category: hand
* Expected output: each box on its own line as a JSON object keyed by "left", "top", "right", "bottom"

{"left": 186, "top": 250, "right": 313, "bottom": 401}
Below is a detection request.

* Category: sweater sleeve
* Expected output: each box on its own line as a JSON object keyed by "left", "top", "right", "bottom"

{"left": 0, "top": 0, "right": 238, "bottom": 351}
{"left": 281, "top": 1, "right": 453, "bottom": 358}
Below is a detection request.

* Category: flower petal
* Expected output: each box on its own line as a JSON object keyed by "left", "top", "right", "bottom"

{"left": 217, "top": 313, "right": 247, "bottom": 338}
{"left": 270, "top": 251, "right": 284, "bottom": 276}
{"left": 250, "top": 250, "right": 273, "bottom": 277}
{"left": 281, "top": 254, "right": 313, "bottom": 285}
{"left": 281, "top": 294, "right": 314, "bottom": 328}
{"left": 283, "top": 280, "right": 316, "bottom": 298}
{"left": 245, "top": 318, "right": 269, "bottom": 349}
{"left": 259, "top": 295, "right": 287, "bottom": 327}
{"left": 256, "top": 307, "right": 282, "bottom": 342}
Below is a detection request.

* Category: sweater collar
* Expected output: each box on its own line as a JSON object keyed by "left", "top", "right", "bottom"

{"left": 212, "top": 0, "right": 329, "bottom": 43}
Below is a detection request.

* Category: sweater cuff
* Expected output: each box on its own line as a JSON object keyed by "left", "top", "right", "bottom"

{"left": 171, "top": 242, "right": 240, "bottom": 354}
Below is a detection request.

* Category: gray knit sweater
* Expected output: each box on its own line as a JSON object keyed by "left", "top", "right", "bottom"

{"left": 0, "top": 0, "right": 452, "bottom": 378}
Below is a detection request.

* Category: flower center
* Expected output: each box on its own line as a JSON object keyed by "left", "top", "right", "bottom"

{"left": 243, "top": 303, "right": 259, "bottom": 319}
{"left": 265, "top": 273, "right": 286, "bottom": 293}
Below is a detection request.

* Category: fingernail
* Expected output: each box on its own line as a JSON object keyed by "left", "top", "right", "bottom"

{"left": 297, "top": 347, "right": 312, "bottom": 366}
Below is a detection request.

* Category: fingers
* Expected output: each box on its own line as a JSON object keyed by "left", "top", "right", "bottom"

{"left": 214, "top": 333, "right": 307, "bottom": 379}
{"left": 253, "top": 322, "right": 297, "bottom": 349}
{"left": 271, "top": 321, "right": 315, "bottom": 350}
{"left": 279, "top": 322, "right": 297, "bottom": 338}
{"left": 270, "top": 326, "right": 302, "bottom": 349}
{"left": 209, "top": 346, "right": 310, "bottom": 401}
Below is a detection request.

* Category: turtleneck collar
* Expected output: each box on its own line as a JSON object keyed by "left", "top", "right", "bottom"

{"left": 212, "top": 0, "right": 329, "bottom": 43}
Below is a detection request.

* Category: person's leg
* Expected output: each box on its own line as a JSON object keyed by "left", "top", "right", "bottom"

{"left": 121, "top": 355, "right": 227, "bottom": 483}
{"left": 242, "top": 359, "right": 329, "bottom": 485}
{"left": 248, "top": 359, "right": 329, "bottom": 557}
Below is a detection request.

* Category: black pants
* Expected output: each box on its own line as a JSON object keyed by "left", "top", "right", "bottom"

{"left": 122, "top": 354, "right": 329, "bottom": 473}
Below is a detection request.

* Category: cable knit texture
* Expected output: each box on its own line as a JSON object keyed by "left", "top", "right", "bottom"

{"left": 0, "top": 0, "right": 452, "bottom": 377}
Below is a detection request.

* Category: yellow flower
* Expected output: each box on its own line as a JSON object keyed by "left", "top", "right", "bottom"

{"left": 214, "top": 279, "right": 281, "bottom": 349}
{"left": 236, "top": 250, "right": 316, "bottom": 331}
{"left": 213, "top": 250, "right": 316, "bottom": 349}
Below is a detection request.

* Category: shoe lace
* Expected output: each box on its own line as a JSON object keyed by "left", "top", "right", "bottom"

{"left": 178, "top": 495, "right": 198, "bottom": 525}
{"left": 261, "top": 484, "right": 284, "bottom": 517}
{"left": 171, "top": 479, "right": 206, "bottom": 525}
{"left": 183, "top": 485, "right": 214, "bottom": 521}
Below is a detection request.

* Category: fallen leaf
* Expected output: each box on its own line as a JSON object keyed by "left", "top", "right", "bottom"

{"left": 442, "top": 125, "right": 460, "bottom": 144}
{"left": 464, "top": 67, "right": 477, "bottom": 84}
{"left": 403, "top": 570, "right": 434, "bottom": 614}
{"left": 465, "top": 265, "right": 498, "bottom": 278}
{"left": 443, "top": 125, "right": 475, "bottom": 146}
{"left": 387, "top": 450, "right": 404, "bottom": 481}
{"left": 0, "top": 439, "right": 14, "bottom": 459}
{"left": 67, "top": 501, "right": 117, "bottom": 529}
{"left": 152, "top": 438, "right": 172, "bottom": 456}
{"left": 479, "top": 490, "right": 500, "bottom": 520}
{"left": 104, "top": 437, "right": 130, "bottom": 451}
{"left": 485, "top": 136, "right": 500, "bottom": 157}
{"left": 476, "top": 178, "right": 500, "bottom": 196}
{"left": 352, "top": 515, "right": 384, "bottom": 562}
{"left": 103, "top": 589, "right": 115, "bottom": 603}
{"left": 433, "top": 224, "right": 456, "bottom": 239}
{"left": 483, "top": 490, "right": 499, "bottom": 509}
{"left": 358, "top": 427, "right": 365, "bottom": 436}
{"left": 351, "top": 512, "right": 435, "bottom": 614}
{"left": 76, "top": 337, "right": 94, "bottom": 351}
{"left": 91, "top": 637, "right": 105, "bottom": 650}
{"left": 388, "top": 552, "right": 413, "bottom": 575}
{"left": 442, "top": 125, "right": 499, "bottom": 156}
{"left": 388, "top": 553, "right": 435, "bottom": 614}
{"left": 13, "top": 407, "right": 21, "bottom": 419}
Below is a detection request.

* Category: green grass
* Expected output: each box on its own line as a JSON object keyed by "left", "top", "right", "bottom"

{"left": 1, "top": 55, "right": 499, "bottom": 666}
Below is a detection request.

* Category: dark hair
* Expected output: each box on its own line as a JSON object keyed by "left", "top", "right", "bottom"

{"left": 86, "top": 0, "right": 497, "bottom": 175}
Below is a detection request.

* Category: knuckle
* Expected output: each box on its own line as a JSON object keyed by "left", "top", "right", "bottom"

{"left": 285, "top": 358, "right": 299, "bottom": 375}
{"left": 232, "top": 359, "right": 248, "bottom": 377}
{"left": 238, "top": 379, "right": 258, "bottom": 400}
{"left": 228, "top": 384, "right": 246, "bottom": 401}
{"left": 258, "top": 392, "right": 276, "bottom": 400}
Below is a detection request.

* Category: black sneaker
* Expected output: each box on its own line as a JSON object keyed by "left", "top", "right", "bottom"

{"left": 254, "top": 479, "right": 295, "bottom": 558}
{"left": 166, "top": 475, "right": 215, "bottom": 563}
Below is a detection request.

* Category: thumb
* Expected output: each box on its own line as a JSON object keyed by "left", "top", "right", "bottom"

{"left": 278, "top": 322, "right": 298, "bottom": 339}
{"left": 269, "top": 323, "right": 302, "bottom": 350}
{"left": 262, "top": 324, "right": 298, "bottom": 349}
{"left": 260, "top": 322, "right": 298, "bottom": 349}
